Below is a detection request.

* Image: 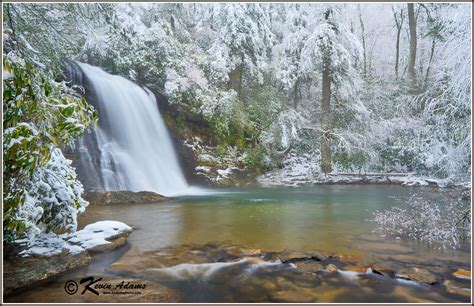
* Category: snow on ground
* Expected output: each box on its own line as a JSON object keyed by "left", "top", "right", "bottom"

{"left": 257, "top": 153, "right": 451, "bottom": 188}
{"left": 18, "top": 220, "right": 132, "bottom": 257}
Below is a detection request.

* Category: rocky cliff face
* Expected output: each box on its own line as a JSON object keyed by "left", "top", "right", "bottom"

{"left": 153, "top": 90, "right": 254, "bottom": 187}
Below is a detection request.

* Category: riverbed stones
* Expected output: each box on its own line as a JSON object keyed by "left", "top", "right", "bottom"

{"left": 294, "top": 261, "right": 324, "bottom": 273}
{"left": 355, "top": 242, "right": 414, "bottom": 255}
{"left": 67, "top": 220, "right": 133, "bottom": 253}
{"left": 370, "top": 262, "right": 398, "bottom": 278}
{"left": 396, "top": 267, "right": 441, "bottom": 285}
{"left": 85, "top": 191, "right": 167, "bottom": 205}
{"left": 452, "top": 268, "right": 471, "bottom": 280}
{"left": 225, "top": 246, "right": 262, "bottom": 258}
{"left": 278, "top": 251, "right": 312, "bottom": 263}
{"left": 343, "top": 265, "right": 368, "bottom": 273}
{"left": 443, "top": 280, "right": 471, "bottom": 298}
{"left": 326, "top": 264, "right": 338, "bottom": 272}
{"left": 339, "top": 253, "right": 366, "bottom": 263}
{"left": 271, "top": 290, "right": 315, "bottom": 303}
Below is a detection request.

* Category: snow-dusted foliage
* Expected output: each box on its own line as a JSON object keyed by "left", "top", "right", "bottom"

{"left": 416, "top": 4, "right": 471, "bottom": 182}
{"left": 207, "top": 3, "right": 274, "bottom": 87}
{"left": 261, "top": 109, "right": 308, "bottom": 153}
{"left": 3, "top": 32, "right": 97, "bottom": 241}
{"left": 372, "top": 193, "right": 470, "bottom": 249}
{"left": 16, "top": 148, "right": 88, "bottom": 237}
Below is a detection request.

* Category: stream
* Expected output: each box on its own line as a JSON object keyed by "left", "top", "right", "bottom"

{"left": 6, "top": 185, "right": 471, "bottom": 303}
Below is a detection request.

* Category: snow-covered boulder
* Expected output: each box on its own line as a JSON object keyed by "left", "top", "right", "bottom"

{"left": 67, "top": 221, "right": 133, "bottom": 253}
{"left": 18, "top": 233, "right": 84, "bottom": 257}
{"left": 4, "top": 233, "right": 91, "bottom": 297}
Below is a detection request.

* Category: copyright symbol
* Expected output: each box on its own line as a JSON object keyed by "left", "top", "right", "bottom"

{"left": 64, "top": 280, "right": 78, "bottom": 295}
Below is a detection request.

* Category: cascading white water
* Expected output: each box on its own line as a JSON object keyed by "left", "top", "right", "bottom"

{"left": 76, "top": 62, "right": 191, "bottom": 196}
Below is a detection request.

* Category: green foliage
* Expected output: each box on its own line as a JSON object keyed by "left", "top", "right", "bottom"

{"left": 3, "top": 49, "right": 97, "bottom": 240}
{"left": 215, "top": 144, "right": 228, "bottom": 158}
{"left": 243, "top": 146, "right": 268, "bottom": 174}
{"left": 333, "top": 151, "right": 368, "bottom": 172}
{"left": 378, "top": 139, "right": 426, "bottom": 172}
{"left": 244, "top": 83, "right": 283, "bottom": 134}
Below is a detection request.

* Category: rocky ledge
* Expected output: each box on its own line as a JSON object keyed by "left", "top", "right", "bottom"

{"left": 3, "top": 220, "right": 133, "bottom": 297}
{"left": 85, "top": 191, "right": 168, "bottom": 205}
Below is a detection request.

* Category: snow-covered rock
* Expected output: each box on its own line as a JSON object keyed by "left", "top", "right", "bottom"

{"left": 5, "top": 232, "right": 91, "bottom": 296}
{"left": 195, "top": 166, "right": 211, "bottom": 173}
{"left": 217, "top": 168, "right": 232, "bottom": 178}
{"left": 67, "top": 221, "right": 133, "bottom": 253}
{"left": 18, "top": 233, "right": 83, "bottom": 257}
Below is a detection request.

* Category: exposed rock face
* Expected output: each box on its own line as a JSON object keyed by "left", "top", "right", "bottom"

{"left": 3, "top": 221, "right": 133, "bottom": 297}
{"left": 396, "top": 267, "right": 441, "bottom": 285}
{"left": 154, "top": 89, "right": 254, "bottom": 187}
{"left": 85, "top": 191, "right": 167, "bottom": 205}
{"left": 3, "top": 247, "right": 91, "bottom": 297}
{"left": 182, "top": 137, "right": 253, "bottom": 186}
{"left": 67, "top": 221, "right": 133, "bottom": 253}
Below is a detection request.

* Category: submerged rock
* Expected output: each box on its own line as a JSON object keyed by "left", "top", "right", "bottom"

{"left": 67, "top": 220, "right": 133, "bottom": 253}
{"left": 343, "top": 265, "right": 369, "bottom": 273}
{"left": 85, "top": 191, "right": 167, "bottom": 205}
{"left": 279, "top": 251, "right": 312, "bottom": 263}
{"left": 294, "top": 261, "right": 324, "bottom": 273}
{"left": 396, "top": 267, "right": 441, "bottom": 285}
{"left": 271, "top": 290, "right": 315, "bottom": 303}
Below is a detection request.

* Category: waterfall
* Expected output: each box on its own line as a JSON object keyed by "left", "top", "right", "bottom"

{"left": 75, "top": 62, "right": 190, "bottom": 196}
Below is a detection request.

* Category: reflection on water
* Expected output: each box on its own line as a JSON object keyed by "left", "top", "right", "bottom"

{"left": 5, "top": 185, "right": 471, "bottom": 302}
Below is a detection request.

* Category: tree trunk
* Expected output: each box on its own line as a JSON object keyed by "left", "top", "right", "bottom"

{"left": 227, "top": 64, "right": 243, "bottom": 98}
{"left": 407, "top": 3, "right": 417, "bottom": 84}
{"left": 320, "top": 60, "right": 332, "bottom": 174}
{"left": 393, "top": 7, "right": 404, "bottom": 79}
{"left": 424, "top": 38, "right": 436, "bottom": 89}
{"left": 293, "top": 78, "right": 299, "bottom": 109}
{"left": 358, "top": 5, "right": 367, "bottom": 78}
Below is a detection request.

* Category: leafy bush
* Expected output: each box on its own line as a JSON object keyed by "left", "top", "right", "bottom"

{"left": 3, "top": 46, "right": 97, "bottom": 241}
{"left": 243, "top": 146, "right": 268, "bottom": 174}
{"left": 333, "top": 150, "right": 368, "bottom": 172}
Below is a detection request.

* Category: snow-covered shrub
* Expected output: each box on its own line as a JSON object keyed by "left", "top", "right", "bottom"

{"left": 16, "top": 148, "right": 88, "bottom": 237}
{"left": 261, "top": 109, "right": 308, "bottom": 154}
{"left": 3, "top": 38, "right": 97, "bottom": 241}
{"left": 372, "top": 193, "right": 471, "bottom": 249}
